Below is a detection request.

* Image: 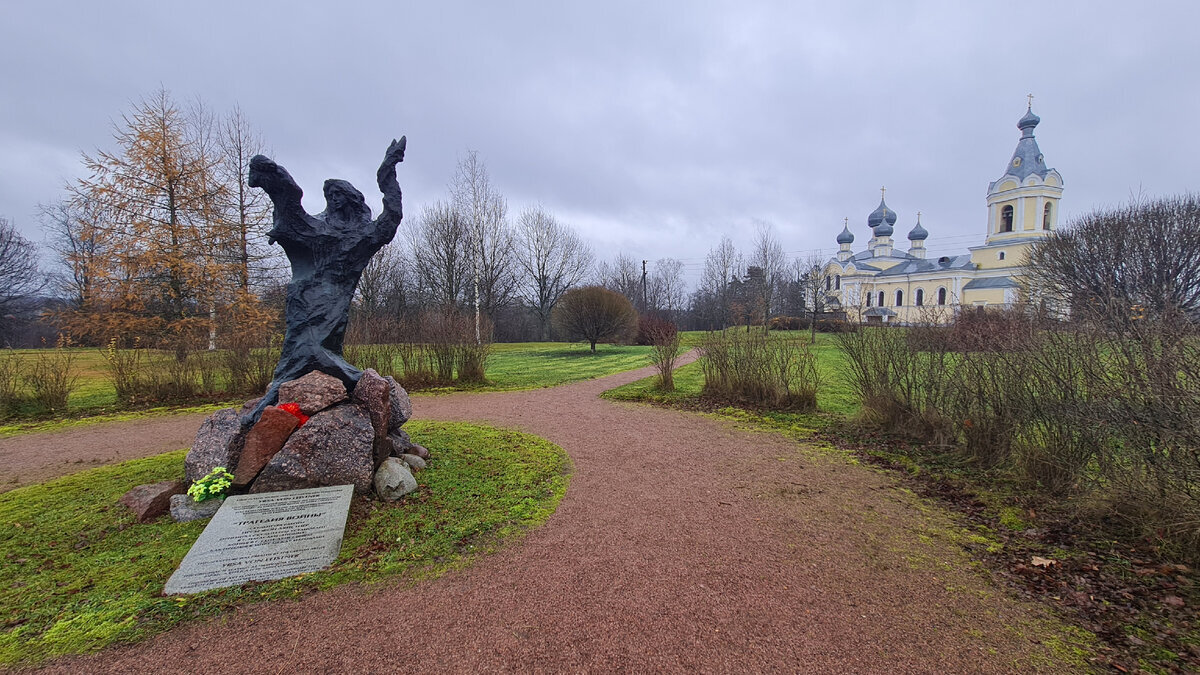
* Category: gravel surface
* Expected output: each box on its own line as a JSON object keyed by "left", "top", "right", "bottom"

{"left": 20, "top": 358, "right": 1081, "bottom": 673}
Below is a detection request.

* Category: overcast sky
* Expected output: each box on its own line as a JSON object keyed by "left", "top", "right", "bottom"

{"left": 2, "top": 1, "right": 1197, "bottom": 288}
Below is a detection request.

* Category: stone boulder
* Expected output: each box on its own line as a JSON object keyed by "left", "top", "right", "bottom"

{"left": 384, "top": 376, "right": 412, "bottom": 431}
{"left": 389, "top": 429, "right": 415, "bottom": 455}
{"left": 233, "top": 405, "right": 299, "bottom": 487}
{"left": 352, "top": 368, "right": 391, "bottom": 468}
{"left": 398, "top": 453, "right": 426, "bottom": 472}
{"left": 409, "top": 444, "right": 430, "bottom": 460}
{"left": 120, "top": 480, "right": 187, "bottom": 523}
{"left": 170, "top": 494, "right": 224, "bottom": 522}
{"left": 251, "top": 404, "right": 376, "bottom": 494}
{"left": 278, "top": 371, "right": 347, "bottom": 415}
{"left": 374, "top": 457, "right": 418, "bottom": 501}
{"left": 185, "top": 408, "right": 246, "bottom": 482}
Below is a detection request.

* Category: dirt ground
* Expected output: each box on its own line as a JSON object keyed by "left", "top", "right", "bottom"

{"left": 12, "top": 359, "right": 1087, "bottom": 673}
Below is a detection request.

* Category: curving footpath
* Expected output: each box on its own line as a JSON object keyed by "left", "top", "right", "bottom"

{"left": 29, "top": 359, "right": 1081, "bottom": 673}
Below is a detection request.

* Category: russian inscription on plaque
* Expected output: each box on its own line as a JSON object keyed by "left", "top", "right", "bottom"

{"left": 164, "top": 485, "right": 353, "bottom": 595}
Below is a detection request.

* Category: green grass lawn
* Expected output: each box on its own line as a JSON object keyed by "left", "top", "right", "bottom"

{"left": 428, "top": 342, "right": 656, "bottom": 392}
{"left": 0, "top": 420, "right": 569, "bottom": 667}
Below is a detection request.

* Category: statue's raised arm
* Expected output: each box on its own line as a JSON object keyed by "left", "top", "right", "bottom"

{"left": 249, "top": 154, "right": 316, "bottom": 245}
{"left": 374, "top": 137, "right": 406, "bottom": 233}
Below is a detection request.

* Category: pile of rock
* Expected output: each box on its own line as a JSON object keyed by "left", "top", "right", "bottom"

{"left": 120, "top": 369, "right": 428, "bottom": 524}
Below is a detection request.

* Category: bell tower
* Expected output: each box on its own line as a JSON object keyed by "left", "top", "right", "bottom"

{"left": 984, "top": 96, "right": 1063, "bottom": 246}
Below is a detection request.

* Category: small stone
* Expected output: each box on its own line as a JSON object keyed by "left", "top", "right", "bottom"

{"left": 374, "top": 457, "right": 418, "bottom": 501}
{"left": 352, "top": 369, "right": 391, "bottom": 468}
{"left": 185, "top": 408, "right": 246, "bottom": 482}
{"left": 120, "top": 480, "right": 187, "bottom": 523}
{"left": 278, "top": 371, "right": 348, "bottom": 415}
{"left": 1164, "top": 595, "right": 1186, "bottom": 608}
{"left": 399, "top": 454, "right": 426, "bottom": 472}
{"left": 170, "top": 494, "right": 224, "bottom": 523}
{"left": 409, "top": 444, "right": 430, "bottom": 460}
{"left": 384, "top": 376, "right": 412, "bottom": 431}
{"left": 389, "top": 429, "right": 415, "bottom": 455}
{"left": 233, "top": 406, "right": 299, "bottom": 487}
{"left": 252, "top": 404, "right": 376, "bottom": 494}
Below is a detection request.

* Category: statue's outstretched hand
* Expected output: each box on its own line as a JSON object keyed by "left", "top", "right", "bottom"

{"left": 381, "top": 137, "right": 406, "bottom": 170}
{"left": 248, "top": 155, "right": 283, "bottom": 189}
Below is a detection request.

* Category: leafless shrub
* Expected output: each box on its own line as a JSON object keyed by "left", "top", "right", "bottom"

{"left": 700, "top": 330, "right": 820, "bottom": 410}
{"left": 645, "top": 318, "right": 681, "bottom": 391}
{"left": 0, "top": 350, "right": 23, "bottom": 415}
{"left": 553, "top": 286, "right": 638, "bottom": 352}
{"left": 24, "top": 336, "right": 79, "bottom": 412}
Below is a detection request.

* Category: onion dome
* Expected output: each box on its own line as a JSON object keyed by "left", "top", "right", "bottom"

{"left": 907, "top": 214, "right": 928, "bottom": 241}
{"left": 867, "top": 197, "right": 898, "bottom": 231}
{"left": 836, "top": 223, "right": 855, "bottom": 245}
{"left": 1017, "top": 106, "right": 1040, "bottom": 137}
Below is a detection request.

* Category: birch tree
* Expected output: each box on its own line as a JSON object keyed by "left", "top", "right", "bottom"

{"left": 514, "top": 205, "right": 593, "bottom": 340}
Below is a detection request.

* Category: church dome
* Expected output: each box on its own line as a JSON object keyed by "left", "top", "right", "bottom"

{"left": 867, "top": 197, "right": 897, "bottom": 236}
{"left": 836, "top": 223, "right": 855, "bottom": 244}
{"left": 1017, "top": 107, "right": 1040, "bottom": 135}
{"left": 907, "top": 215, "right": 928, "bottom": 241}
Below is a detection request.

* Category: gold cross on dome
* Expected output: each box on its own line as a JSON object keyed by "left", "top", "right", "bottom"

{"left": 880, "top": 185, "right": 886, "bottom": 200}
{"left": 917, "top": 210, "right": 922, "bottom": 219}
{"left": 1027, "top": 93, "right": 1034, "bottom": 108}
{"left": 844, "top": 217, "right": 849, "bottom": 227}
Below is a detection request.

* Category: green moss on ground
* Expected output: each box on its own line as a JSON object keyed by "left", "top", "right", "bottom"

{"left": 0, "top": 421, "right": 569, "bottom": 667}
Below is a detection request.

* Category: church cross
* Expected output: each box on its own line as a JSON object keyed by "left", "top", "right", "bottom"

{"left": 1027, "top": 93, "right": 1034, "bottom": 108}
{"left": 880, "top": 185, "right": 886, "bottom": 200}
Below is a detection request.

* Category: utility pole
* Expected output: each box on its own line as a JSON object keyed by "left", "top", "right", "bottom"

{"left": 641, "top": 259, "right": 648, "bottom": 312}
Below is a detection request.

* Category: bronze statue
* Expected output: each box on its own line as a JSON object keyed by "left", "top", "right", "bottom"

{"left": 243, "top": 138, "right": 406, "bottom": 425}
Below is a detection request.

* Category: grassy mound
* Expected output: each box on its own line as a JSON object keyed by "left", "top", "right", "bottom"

{"left": 0, "top": 421, "right": 569, "bottom": 666}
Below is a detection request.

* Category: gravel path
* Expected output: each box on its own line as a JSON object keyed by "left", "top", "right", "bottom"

{"left": 26, "top": 358, "right": 1079, "bottom": 673}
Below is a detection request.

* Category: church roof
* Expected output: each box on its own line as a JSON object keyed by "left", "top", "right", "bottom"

{"left": 962, "top": 276, "right": 1021, "bottom": 290}
{"left": 907, "top": 215, "right": 928, "bottom": 241}
{"left": 998, "top": 105, "right": 1051, "bottom": 182}
{"left": 836, "top": 223, "right": 855, "bottom": 244}
{"left": 863, "top": 307, "right": 897, "bottom": 317}
{"left": 874, "top": 254, "right": 974, "bottom": 277}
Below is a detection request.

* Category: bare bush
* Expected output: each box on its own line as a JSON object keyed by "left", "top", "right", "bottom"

{"left": 0, "top": 350, "right": 22, "bottom": 415}
{"left": 699, "top": 331, "right": 819, "bottom": 410}
{"left": 553, "top": 286, "right": 638, "bottom": 352}
{"left": 24, "top": 337, "right": 79, "bottom": 412}
{"left": 645, "top": 318, "right": 681, "bottom": 391}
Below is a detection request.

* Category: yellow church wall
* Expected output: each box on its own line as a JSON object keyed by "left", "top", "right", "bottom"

{"left": 961, "top": 287, "right": 1008, "bottom": 306}
{"left": 971, "top": 241, "right": 1033, "bottom": 269}
{"left": 1022, "top": 197, "right": 1038, "bottom": 231}
{"left": 996, "top": 180, "right": 1018, "bottom": 192}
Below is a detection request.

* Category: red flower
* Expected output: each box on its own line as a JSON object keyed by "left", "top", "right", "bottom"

{"left": 278, "top": 402, "right": 309, "bottom": 427}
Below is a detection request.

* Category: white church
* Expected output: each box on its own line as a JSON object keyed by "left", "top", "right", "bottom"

{"left": 824, "top": 102, "right": 1063, "bottom": 323}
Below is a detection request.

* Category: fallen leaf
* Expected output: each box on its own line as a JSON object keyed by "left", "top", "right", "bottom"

{"left": 1163, "top": 595, "right": 1185, "bottom": 608}
{"left": 1031, "top": 556, "right": 1057, "bottom": 568}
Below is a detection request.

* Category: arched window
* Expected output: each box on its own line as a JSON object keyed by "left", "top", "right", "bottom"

{"left": 998, "top": 251, "right": 1006, "bottom": 261}
{"left": 895, "top": 290, "right": 903, "bottom": 306}
{"left": 937, "top": 287, "right": 947, "bottom": 305}
{"left": 878, "top": 291, "right": 885, "bottom": 307}
{"left": 825, "top": 276, "right": 831, "bottom": 291}
{"left": 915, "top": 288, "right": 924, "bottom": 306}
{"left": 1043, "top": 203, "right": 1052, "bottom": 230}
{"left": 835, "top": 275, "right": 841, "bottom": 290}
{"left": 1000, "top": 205, "right": 1014, "bottom": 233}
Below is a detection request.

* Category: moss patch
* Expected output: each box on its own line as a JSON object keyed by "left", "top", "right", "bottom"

{"left": 0, "top": 421, "right": 569, "bottom": 666}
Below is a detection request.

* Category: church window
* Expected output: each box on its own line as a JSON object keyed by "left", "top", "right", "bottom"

{"left": 915, "top": 288, "right": 924, "bottom": 306}
{"left": 835, "top": 275, "right": 841, "bottom": 290}
{"left": 1043, "top": 203, "right": 1052, "bottom": 230}
{"left": 937, "top": 287, "right": 947, "bottom": 305}
{"left": 866, "top": 292, "right": 872, "bottom": 307}
{"left": 998, "top": 251, "right": 1006, "bottom": 261}
{"left": 895, "top": 290, "right": 903, "bottom": 306}
{"left": 825, "top": 277, "right": 831, "bottom": 291}
{"left": 878, "top": 291, "right": 885, "bottom": 307}
{"left": 1000, "top": 205, "right": 1014, "bottom": 233}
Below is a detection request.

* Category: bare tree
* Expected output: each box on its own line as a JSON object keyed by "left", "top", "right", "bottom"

{"left": 750, "top": 222, "right": 786, "bottom": 329}
{"left": 405, "top": 201, "right": 470, "bottom": 309}
{"left": 514, "top": 204, "right": 593, "bottom": 340}
{"left": 449, "top": 150, "right": 512, "bottom": 342}
{"left": 1026, "top": 194, "right": 1200, "bottom": 322}
{"left": 648, "top": 257, "right": 686, "bottom": 318}
{"left": 552, "top": 285, "right": 638, "bottom": 352}
{"left": 596, "top": 252, "right": 642, "bottom": 306}
{"left": 40, "top": 199, "right": 104, "bottom": 308}
{"left": 800, "top": 253, "right": 835, "bottom": 342}
{"left": 356, "top": 240, "right": 411, "bottom": 320}
{"left": 0, "top": 217, "right": 45, "bottom": 324}
{"left": 701, "top": 236, "right": 739, "bottom": 330}
{"left": 217, "top": 104, "right": 277, "bottom": 293}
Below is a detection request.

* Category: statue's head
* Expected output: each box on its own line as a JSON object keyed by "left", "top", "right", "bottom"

{"left": 322, "top": 179, "right": 371, "bottom": 223}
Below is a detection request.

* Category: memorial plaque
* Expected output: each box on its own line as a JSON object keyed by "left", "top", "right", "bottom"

{"left": 164, "top": 484, "right": 353, "bottom": 595}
